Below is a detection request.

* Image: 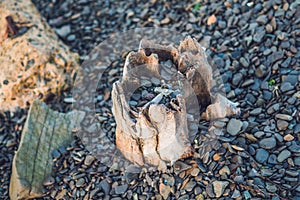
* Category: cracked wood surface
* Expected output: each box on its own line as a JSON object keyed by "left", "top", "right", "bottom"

{"left": 10, "top": 100, "right": 85, "bottom": 200}
{"left": 112, "top": 37, "right": 240, "bottom": 167}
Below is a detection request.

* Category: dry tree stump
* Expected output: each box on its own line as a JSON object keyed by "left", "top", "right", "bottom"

{"left": 112, "top": 37, "right": 239, "bottom": 167}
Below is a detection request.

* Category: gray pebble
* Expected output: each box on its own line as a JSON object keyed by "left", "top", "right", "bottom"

{"left": 100, "top": 179, "right": 111, "bottom": 195}
{"left": 250, "top": 108, "right": 262, "bottom": 116}
{"left": 256, "top": 148, "right": 269, "bottom": 163}
{"left": 231, "top": 189, "right": 241, "bottom": 198}
{"left": 256, "top": 15, "right": 268, "bottom": 24}
{"left": 43, "top": 175, "right": 55, "bottom": 186}
{"left": 234, "top": 175, "right": 244, "bottom": 183}
{"left": 114, "top": 184, "right": 128, "bottom": 195}
{"left": 294, "top": 157, "right": 300, "bottom": 166}
{"left": 67, "top": 34, "right": 76, "bottom": 41}
{"left": 255, "top": 65, "right": 267, "bottom": 78}
{"left": 55, "top": 25, "right": 71, "bottom": 38}
{"left": 129, "top": 101, "right": 138, "bottom": 106}
{"left": 76, "top": 178, "right": 85, "bottom": 187}
{"left": 184, "top": 180, "right": 196, "bottom": 192}
{"left": 266, "top": 182, "right": 277, "bottom": 193}
{"left": 280, "top": 82, "right": 294, "bottom": 92}
{"left": 259, "top": 137, "right": 276, "bottom": 149}
{"left": 227, "top": 119, "right": 243, "bottom": 136}
{"left": 277, "top": 120, "right": 289, "bottom": 131}
{"left": 275, "top": 114, "right": 293, "bottom": 121}
{"left": 277, "top": 150, "right": 291, "bottom": 162}
{"left": 232, "top": 73, "right": 243, "bottom": 86}
{"left": 240, "top": 57, "right": 249, "bottom": 67}
{"left": 261, "top": 168, "right": 273, "bottom": 176}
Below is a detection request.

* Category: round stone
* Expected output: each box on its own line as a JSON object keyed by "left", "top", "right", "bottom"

{"left": 277, "top": 150, "right": 291, "bottom": 162}
{"left": 259, "top": 137, "right": 276, "bottom": 149}
{"left": 227, "top": 119, "right": 243, "bottom": 136}
{"left": 255, "top": 148, "right": 269, "bottom": 163}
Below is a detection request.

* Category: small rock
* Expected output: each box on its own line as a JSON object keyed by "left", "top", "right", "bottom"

{"left": 129, "top": 100, "right": 138, "bottom": 106}
{"left": 296, "top": 185, "right": 300, "bottom": 193}
{"left": 265, "top": 24, "right": 273, "bottom": 33}
{"left": 207, "top": 14, "right": 217, "bottom": 25}
{"left": 255, "top": 65, "right": 267, "bottom": 78}
{"left": 160, "top": 17, "right": 170, "bottom": 25}
{"left": 194, "top": 186, "right": 202, "bottom": 195}
{"left": 184, "top": 180, "right": 196, "bottom": 192}
{"left": 76, "top": 178, "right": 85, "bottom": 188}
{"left": 241, "top": 79, "right": 254, "bottom": 87}
{"left": 55, "top": 25, "right": 71, "bottom": 38}
{"left": 43, "top": 175, "right": 55, "bottom": 186}
{"left": 124, "top": 165, "right": 140, "bottom": 184}
{"left": 243, "top": 190, "right": 252, "bottom": 199}
{"left": 100, "top": 179, "right": 111, "bottom": 195}
{"left": 256, "top": 148, "right": 269, "bottom": 163}
{"left": 206, "top": 183, "right": 215, "bottom": 198}
{"left": 178, "top": 194, "right": 189, "bottom": 200}
{"left": 277, "top": 120, "right": 289, "bottom": 131}
{"left": 64, "top": 97, "right": 76, "bottom": 103}
{"left": 277, "top": 150, "right": 291, "bottom": 162}
{"left": 232, "top": 73, "right": 243, "bottom": 86}
{"left": 261, "top": 168, "right": 273, "bottom": 176}
{"left": 84, "top": 155, "right": 95, "bottom": 166}
{"left": 219, "top": 166, "right": 230, "bottom": 176}
{"left": 51, "top": 149, "right": 61, "bottom": 159}
{"left": 283, "top": 134, "right": 294, "bottom": 141}
{"left": 285, "top": 170, "right": 299, "bottom": 177}
{"left": 195, "top": 194, "right": 204, "bottom": 200}
{"left": 191, "top": 168, "right": 200, "bottom": 177}
{"left": 162, "top": 174, "right": 175, "bottom": 187}
{"left": 268, "top": 154, "right": 278, "bottom": 164}
{"left": 250, "top": 108, "right": 262, "bottom": 115}
{"left": 275, "top": 114, "right": 293, "bottom": 121}
{"left": 212, "top": 181, "right": 229, "bottom": 198}
{"left": 259, "top": 137, "right": 276, "bottom": 149}
{"left": 256, "top": 15, "right": 268, "bottom": 24}
{"left": 231, "top": 189, "right": 241, "bottom": 198}
{"left": 234, "top": 175, "right": 244, "bottom": 183}
{"left": 294, "top": 157, "right": 300, "bottom": 166}
{"left": 266, "top": 182, "right": 277, "bottom": 193}
{"left": 115, "top": 184, "right": 128, "bottom": 195}
{"left": 227, "top": 119, "right": 243, "bottom": 136}
{"left": 240, "top": 57, "right": 249, "bottom": 67}
{"left": 67, "top": 34, "right": 76, "bottom": 41}
{"left": 280, "top": 82, "right": 294, "bottom": 92}
{"left": 174, "top": 161, "right": 192, "bottom": 174}
{"left": 159, "top": 183, "right": 171, "bottom": 200}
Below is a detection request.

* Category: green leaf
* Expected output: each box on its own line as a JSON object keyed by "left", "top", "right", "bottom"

{"left": 268, "top": 79, "right": 275, "bottom": 86}
{"left": 193, "top": 2, "right": 201, "bottom": 11}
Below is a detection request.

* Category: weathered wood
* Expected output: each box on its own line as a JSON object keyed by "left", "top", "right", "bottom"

{"left": 112, "top": 37, "right": 240, "bottom": 167}
{"left": 0, "top": 0, "right": 80, "bottom": 111}
{"left": 10, "top": 100, "right": 85, "bottom": 200}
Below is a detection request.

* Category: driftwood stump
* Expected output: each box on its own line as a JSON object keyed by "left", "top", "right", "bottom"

{"left": 112, "top": 37, "right": 239, "bottom": 166}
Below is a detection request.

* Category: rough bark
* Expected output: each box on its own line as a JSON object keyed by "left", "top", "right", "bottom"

{"left": 9, "top": 100, "right": 85, "bottom": 200}
{"left": 0, "top": 0, "right": 80, "bottom": 111}
{"left": 112, "top": 37, "right": 240, "bottom": 166}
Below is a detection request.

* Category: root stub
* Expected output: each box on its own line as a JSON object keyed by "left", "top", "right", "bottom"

{"left": 112, "top": 36, "right": 239, "bottom": 167}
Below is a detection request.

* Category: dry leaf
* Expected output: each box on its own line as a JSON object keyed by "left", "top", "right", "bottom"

{"left": 207, "top": 14, "right": 217, "bottom": 25}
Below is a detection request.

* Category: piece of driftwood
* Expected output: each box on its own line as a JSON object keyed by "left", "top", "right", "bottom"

{"left": 112, "top": 37, "right": 239, "bottom": 166}
{"left": 0, "top": 0, "right": 80, "bottom": 111}
{"left": 10, "top": 100, "right": 85, "bottom": 200}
